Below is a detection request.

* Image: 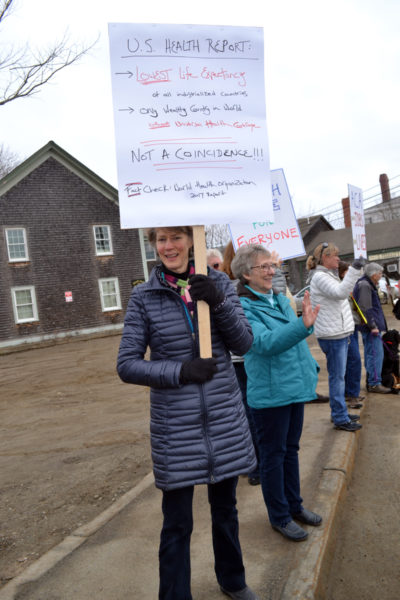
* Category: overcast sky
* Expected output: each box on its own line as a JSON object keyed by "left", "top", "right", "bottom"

{"left": 1, "top": 0, "right": 399, "bottom": 219}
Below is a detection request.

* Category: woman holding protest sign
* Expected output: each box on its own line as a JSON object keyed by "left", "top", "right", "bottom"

{"left": 117, "top": 226, "right": 259, "bottom": 600}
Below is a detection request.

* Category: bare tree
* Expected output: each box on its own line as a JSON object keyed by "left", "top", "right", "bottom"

{"left": 0, "top": 0, "right": 97, "bottom": 106}
{"left": 205, "top": 224, "right": 230, "bottom": 249}
{"left": 0, "top": 143, "right": 20, "bottom": 177}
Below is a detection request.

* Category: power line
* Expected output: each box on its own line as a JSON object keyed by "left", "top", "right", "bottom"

{"left": 302, "top": 173, "right": 400, "bottom": 223}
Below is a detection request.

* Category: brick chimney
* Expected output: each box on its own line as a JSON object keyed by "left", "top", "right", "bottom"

{"left": 342, "top": 196, "right": 351, "bottom": 228}
{"left": 379, "top": 173, "right": 391, "bottom": 203}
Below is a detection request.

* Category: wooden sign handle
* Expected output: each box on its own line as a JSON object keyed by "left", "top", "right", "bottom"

{"left": 192, "top": 225, "right": 212, "bottom": 358}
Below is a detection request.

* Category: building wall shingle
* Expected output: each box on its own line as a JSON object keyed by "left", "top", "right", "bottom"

{"left": 0, "top": 157, "right": 143, "bottom": 343}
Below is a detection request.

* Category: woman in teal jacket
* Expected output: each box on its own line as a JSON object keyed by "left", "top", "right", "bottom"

{"left": 231, "top": 245, "right": 322, "bottom": 542}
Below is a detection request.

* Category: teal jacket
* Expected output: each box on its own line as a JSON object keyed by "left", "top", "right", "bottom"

{"left": 238, "top": 283, "right": 319, "bottom": 409}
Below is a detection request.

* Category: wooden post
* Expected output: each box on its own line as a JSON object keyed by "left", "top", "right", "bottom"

{"left": 192, "top": 225, "right": 212, "bottom": 358}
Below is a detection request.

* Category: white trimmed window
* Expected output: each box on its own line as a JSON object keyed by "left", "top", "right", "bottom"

{"left": 6, "top": 228, "right": 29, "bottom": 262}
{"left": 11, "top": 286, "right": 38, "bottom": 323}
{"left": 98, "top": 278, "right": 121, "bottom": 311}
{"left": 94, "top": 225, "right": 113, "bottom": 255}
{"left": 143, "top": 235, "right": 156, "bottom": 261}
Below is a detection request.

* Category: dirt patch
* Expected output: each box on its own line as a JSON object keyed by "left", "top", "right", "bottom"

{"left": 0, "top": 335, "right": 152, "bottom": 586}
{"left": 1, "top": 302, "right": 399, "bottom": 592}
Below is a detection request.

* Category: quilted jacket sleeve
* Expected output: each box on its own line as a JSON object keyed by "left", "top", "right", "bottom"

{"left": 210, "top": 273, "right": 253, "bottom": 356}
{"left": 313, "top": 266, "right": 360, "bottom": 299}
{"left": 117, "top": 288, "right": 183, "bottom": 389}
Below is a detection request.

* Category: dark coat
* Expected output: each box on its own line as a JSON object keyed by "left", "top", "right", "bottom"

{"left": 117, "top": 265, "right": 257, "bottom": 490}
{"left": 381, "top": 329, "right": 400, "bottom": 391}
{"left": 353, "top": 275, "right": 387, "bottom": 332}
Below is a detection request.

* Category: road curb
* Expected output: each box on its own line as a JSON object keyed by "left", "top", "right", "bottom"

{"left": 0, "top": 472, "right": 155, "bottom": 600}
{"left": 280, "top": 415, "right": 361, "bottom": 599}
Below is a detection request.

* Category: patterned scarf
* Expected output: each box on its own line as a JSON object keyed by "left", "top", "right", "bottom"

{"left": 162, "top": 264, "right": 196, "bottom": 317}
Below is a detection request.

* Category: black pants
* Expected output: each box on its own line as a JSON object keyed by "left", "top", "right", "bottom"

{"left": 233, "top": 361, "right": 259, "bottom": 478}
{"left": 159, "top": 477, "right": 246, "bottom": 600}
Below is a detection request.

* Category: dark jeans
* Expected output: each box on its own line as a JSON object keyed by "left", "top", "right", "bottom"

{"left": 345, "top": 330, "right": 362, "bottom": 397}
{"left": 233, "top": 361, "right": 259, "bottom": 478}
{"left": 250, "top": 403, "right": 304, "bottom": 526}
{"left": 159, "top": 477, "right": 246, "bottom": 600}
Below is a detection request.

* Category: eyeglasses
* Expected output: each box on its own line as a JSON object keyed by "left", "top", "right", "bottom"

{"left": 250, "top": 262, "right": 275, "bottom": 273}
{"left": 318, "top": 242, "right": 329, "bottom": 263}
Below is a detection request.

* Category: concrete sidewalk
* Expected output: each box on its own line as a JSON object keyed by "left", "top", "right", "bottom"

{"left": 0, "top": 339, "right": 362, "bottom": 600}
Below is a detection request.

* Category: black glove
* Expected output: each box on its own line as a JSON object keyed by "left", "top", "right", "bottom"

{"left": 352, "top": 256, "right": 367, "bottom": 269}
{"left": 180, "top": 357, "right": 218, "bottom": 384}
{"left": 188, "top": 274, "right": 224, "bottom": 308}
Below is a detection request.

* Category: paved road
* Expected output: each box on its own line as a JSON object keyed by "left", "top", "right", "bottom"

{"left": 324, "top": 390, "right": 400, "bottom": 600}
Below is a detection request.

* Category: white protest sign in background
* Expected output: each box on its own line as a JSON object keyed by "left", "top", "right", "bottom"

{"left": 228, "top": 168, "right": 305, "bottom": 260}
{"left": 348, "top": 184, "right": 367, "bottom": 258}
{"left": 108, "top": 23, "right": 272, "bottom": 228}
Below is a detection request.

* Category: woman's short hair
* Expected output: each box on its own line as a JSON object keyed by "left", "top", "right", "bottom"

{"left": 231, "top": 245, "right": 270, "bottom": 282}
{"left": 146, "top": 226, "right": 193, "bottom": 247}
{"left": 206, "top": 248, "right": 223, "bottom": 261}
{"left": 306, "top": 242, "right": 339, "bottom": 271}
{"left": 365, "top": 262, "right": 383, "bottom": 278}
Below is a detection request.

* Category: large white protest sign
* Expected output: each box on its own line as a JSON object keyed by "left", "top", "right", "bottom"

{"left": 348, "top": 184, "right": 367, "bottom": 258}
{"left": 228, "top": 169, "right": 305, "bottom": 260}
{"left": 108, "top": 23, "right": 272, "bottom": 228}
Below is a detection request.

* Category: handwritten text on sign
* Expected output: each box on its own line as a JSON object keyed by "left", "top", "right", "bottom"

{"left": 348, "top": 184, "right": 367, "bottom": 258}
{"left": 228, "top": 169, "right": 305, "bottom": 260}
{"left": 108, "top": 23, "right": 272, "bottom": 228}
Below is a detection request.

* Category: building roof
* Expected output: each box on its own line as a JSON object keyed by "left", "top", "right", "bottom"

{"left": 0, "top": 141, "right": 118, "bottom": 204}
{"left": 297, "top": 215, "right": 333, "bottom": 239}
{"left": 295, "top": 218, "right": 400, "bottom": 261}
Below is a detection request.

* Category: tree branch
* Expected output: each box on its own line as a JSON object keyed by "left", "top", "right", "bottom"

{"left": 0, "top": 1, "right": 98, "bottom": 106}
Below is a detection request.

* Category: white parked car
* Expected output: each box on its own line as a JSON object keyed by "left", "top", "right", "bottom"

{"left": 378, "top": 278, "right": 400, "bottom": 304}
{"left": 293, "top": 285, "right": 310, "bottom": 315}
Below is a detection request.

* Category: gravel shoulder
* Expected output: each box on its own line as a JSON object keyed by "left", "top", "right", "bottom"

{"left": 0, "top": 335, "right": 151, "bottom": 586}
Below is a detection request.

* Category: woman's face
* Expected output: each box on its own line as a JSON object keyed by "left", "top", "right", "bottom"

{"left": 322, "top": 251, "right": 340, "bottom": 270}
{"left": 155, "top": 229, "right": 193, "bottom": 273}
{"left": 244, "top": 253, "right": 275, "bottom": 294}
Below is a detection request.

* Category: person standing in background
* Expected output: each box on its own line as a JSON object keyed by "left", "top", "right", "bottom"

{"left": 353, "top": 262, "right": 391, "bottom": 394}
{"left": 307, "top": 243, "right": 364, "bottom": 432}
{"left": 338, "top": 260, "right": 364, "bottom": 409}
{"left": 222, "top": 241, "right": 260, "bottom": 486}
{"left": 207, "top": 248, "right": 223, "bottom": 270}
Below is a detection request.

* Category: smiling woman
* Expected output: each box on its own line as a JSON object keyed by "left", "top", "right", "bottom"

{"left": 117, "top": 226, "right": 259, "bottom": 600}
{"left": 231, "top": 244, "right": 322, "bottom": 542}
{"left": 150, "top": 227, "right": 193, "bottom": 273}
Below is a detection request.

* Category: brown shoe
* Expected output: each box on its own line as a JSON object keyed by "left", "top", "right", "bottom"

{"left": 345, "top": 397, "right": 363, "bottom": 409}
{"left": 368, "top": 385, "right": 391, "bottom": 394}
{"left": 309, "top": 393, "right": 329, "bottom": 403}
